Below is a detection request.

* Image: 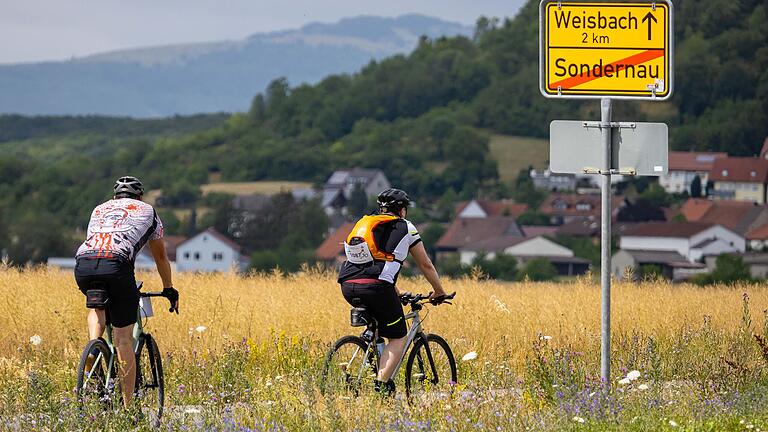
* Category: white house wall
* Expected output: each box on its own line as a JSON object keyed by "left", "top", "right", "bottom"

{"left": 176, "top": 233, "right": 241, "bottom": 273}
{"left": 690, "top": 238, "right": 739, "bottom": 262}
{"left": 620, "top": 236, "right": 690, "bottom": 259}
{"left": 689, "top": 226, "right": 745, "bottom": 253}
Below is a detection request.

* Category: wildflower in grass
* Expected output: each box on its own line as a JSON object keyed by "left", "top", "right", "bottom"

{"left": 627, "top": 370, "right": 641, "bottom": 381}
{"left": 184, "top": 407, "right": 201, "bottom": 414}
{"left": 540, "top": 335, "right": 553, "bottom": 341}
{"left": 669, "top": 420, "right": 678, "bottom": 427}
{"left": 572, "top": 416, "right": 585, "bottom": 423}
{"left": 618, "top": 378, "right": 631, "bottom": 385}
{"left": 29, "top": 335, "right": 42, "bottom": 346}
{"left": 195, "top": 326, "right": 207, "bottom": 333}
{"left": 638, "top": 384, "right": 650, "bottom": 391}
{"left": 462, "top": 351, "right": 478, "bottom": 361}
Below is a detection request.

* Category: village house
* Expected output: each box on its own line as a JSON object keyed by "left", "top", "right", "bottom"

{"left": 321, "top": 168, "right": 390, "bottom": 215}
{"left": 658, "top": 151, "right": 727, "bottom": 194}
{"left": 538, "top": 193, "right": 624, "bottom": 225}
{"left": 176, "top": 228, "right": 249, "bottom": 272}
{"left": 612, "top": 222, "right": 745, "bottom": 281}
{"left": 435, "top": 216, "right": 589, "bottom": 276}
{"left": 709, "top": 157, "right": 768, "bottom": 204}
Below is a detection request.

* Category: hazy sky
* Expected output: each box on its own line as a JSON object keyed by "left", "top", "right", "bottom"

{"left": 1, "top": 0, "right": 523, "bottom": 64}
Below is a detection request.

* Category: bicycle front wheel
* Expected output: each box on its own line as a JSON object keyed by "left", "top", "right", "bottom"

{"left": 76, "top": 338, "right": 114, "bottom": 407}
{"left": 404, "top": 333, "right": 457, "bottom": 401}
{"left": 135, "top": 333, "right": 164, "bottom": 426}
{"left": 321, "top": 335, "right": 378, "bottom": 397}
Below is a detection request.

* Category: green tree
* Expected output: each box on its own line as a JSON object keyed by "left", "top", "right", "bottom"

{"left": 690, "top": 175, "right": 702, "bottom": 198}
{"left": 692, "top": 254, "right": 753, "bottom": 285}
{"left": 520, "top": 258, "right": 558, "bottom": 281}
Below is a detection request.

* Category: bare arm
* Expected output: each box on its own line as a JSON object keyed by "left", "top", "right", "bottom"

{"left": 409, "top": 242, "right": 446, "bottom": 297}
{"left": 148, "top": 238, "right": 173, "bottom": 289}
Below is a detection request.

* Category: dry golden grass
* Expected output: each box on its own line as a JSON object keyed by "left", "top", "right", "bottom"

{"left": 1, "top": 266, "right": 765, "bottom": 370}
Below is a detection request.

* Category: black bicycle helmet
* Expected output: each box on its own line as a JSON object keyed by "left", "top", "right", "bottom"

{"left": 113, "top": 176, "right": 144, "bottom": 197}
{"left": 377, "top": 188, "right": 411, "bottom": 213}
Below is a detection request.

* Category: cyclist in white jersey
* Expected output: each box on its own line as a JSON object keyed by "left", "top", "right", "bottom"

{"left": 74, "top": 176, "right": 179, "bottom": 408}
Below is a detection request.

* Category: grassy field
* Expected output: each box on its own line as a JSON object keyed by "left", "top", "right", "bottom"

{"left": 488, "top": 134, "right": 549, "bottom": 184}
{"left": 2, "top": 267, "right": 768, "bottom": 430}
{"left": 200, "top": 181, "right": 313, "bottom": 196}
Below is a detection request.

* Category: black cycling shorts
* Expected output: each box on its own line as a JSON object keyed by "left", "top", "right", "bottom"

{"left": 74, "top": 257, "right": 139, "bottom": 328}
{"left": 341, "top": 282, "right": 407, "bottom": 339}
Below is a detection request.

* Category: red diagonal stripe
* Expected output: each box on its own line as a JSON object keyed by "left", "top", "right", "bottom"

{"left": 549, "top": 49, "right": 665, "bottom": 90}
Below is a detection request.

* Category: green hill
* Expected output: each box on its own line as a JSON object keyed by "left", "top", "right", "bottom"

{"left": 1, "top": 0, "right": 767, "bottom": 262}
{"left": 489, "top": 135, "right": 549, "bottom": 184}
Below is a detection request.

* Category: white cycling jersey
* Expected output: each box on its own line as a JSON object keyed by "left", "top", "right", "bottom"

{"left": 76, "top": 198, "right": 164, "bottom": 261}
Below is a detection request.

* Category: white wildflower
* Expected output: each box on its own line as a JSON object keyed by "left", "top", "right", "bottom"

{"left": 746, "top": 425, "right": 754, "bottom": 430}
{"left": 626, "top": 370, "right": 641, "bottom": 381}
{"left": 29, "top": 335, "right": 42, "bottom": 346}
{"left": 572, "top": 416, "right": 585, "bottom": 423}
{"left": 195, "top": 326, "right": 207, "bottom": 333}
{"left": 618, "top": 378, "right": 631, "bottom": 385}
{"left": 669, "top": 420, "right": 679, "bottom": 427}
{"left": 638, "top": 383, "right": 650, "bottom": 391}
{"left": 184, "top": 408, "right": 201, "bottom": 414}
{"left": 540, "top": 335, "right": 553, "bottom": 341}
{"left": 462, "top": 351, "right": 478, "bottom": 361}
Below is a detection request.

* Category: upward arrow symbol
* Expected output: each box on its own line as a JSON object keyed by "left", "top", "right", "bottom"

{"left": 642, "top": 11, "right": 658, "bottom": 41}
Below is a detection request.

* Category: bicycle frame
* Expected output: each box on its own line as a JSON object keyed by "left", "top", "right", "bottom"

{"left": 358, "top": 304, "right": 438, "bottom": 383}
{"left": 82, "top": 297, "right": 149, "bottom": 390}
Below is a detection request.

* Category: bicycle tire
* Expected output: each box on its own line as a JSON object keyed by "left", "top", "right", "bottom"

{"left": 320, "top": 335, "right": 378, "bottom": 397}
{"left": 404, "top": 333, "right": 457, "bottom": 401}
{"left": 135, "top": 333, "right": 164, "bottom": 427}
{"left": 76, "top": 338, "right": 114, "bottom": 406}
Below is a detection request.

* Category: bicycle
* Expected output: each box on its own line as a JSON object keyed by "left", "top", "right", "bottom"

{"left": 321, "top": 291, "right": 457, "bottom": 400}
{"left": 75, "top": 282, "right": 176, "bottom": 427}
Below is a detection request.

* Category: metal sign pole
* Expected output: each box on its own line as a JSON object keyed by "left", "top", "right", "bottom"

{"left": 600, "top": 97, "right": 613, "bottom": 383}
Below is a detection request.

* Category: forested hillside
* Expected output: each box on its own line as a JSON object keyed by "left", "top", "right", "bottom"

{"left": 1, "top": 0, "right": 766, "bottom": 262}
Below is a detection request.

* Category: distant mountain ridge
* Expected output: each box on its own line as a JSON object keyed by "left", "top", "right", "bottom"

{"left": 0, "top": 14, "right": 471, "bottom": 117}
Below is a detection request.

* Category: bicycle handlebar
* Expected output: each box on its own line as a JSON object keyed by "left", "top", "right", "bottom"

{"left": 139, "top": 291, "right": 179, "bottom": 314}
{"left": 400, "top": 291, "right": 456, "bottom": 306}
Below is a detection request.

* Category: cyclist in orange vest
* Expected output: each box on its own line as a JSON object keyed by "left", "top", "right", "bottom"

{"left": 338, "top": 188, "right": 447, "bottom": 395}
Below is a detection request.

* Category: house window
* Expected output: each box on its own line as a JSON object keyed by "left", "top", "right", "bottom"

{"left": 722, "top": 170, "right": 728, "bottom": 177}
{"left": 576, "top": 202, "right": 592, "bottom": 211}
{"left": 184, "top": 252, "right": 190, "bottom": 259}
{"left": 194, "top": 252, "right": 200, "bottom": 260}
{"left": 213, "top": 252, "right": 223, "bottom": 261}
{"left": 553, "top": 200, "right": 568, "bottom": 210}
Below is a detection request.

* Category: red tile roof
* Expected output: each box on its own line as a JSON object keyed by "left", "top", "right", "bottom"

{"left": 679, "top": 198, "right": 714, "bottom": 222}
{"left": 621, "top": 221, "right": 715, "bottom": 238}
{"left": 709, "top": 157, "right": 768, "bottom": 183}
{"left": 746, "top": 224, "right": 768, "bottom": 241}
{"left": 436, "top": 217, "right": 524, "bottom": 250}
{"left": 455, "top": 200, "right": 528, "bottom": 218}
{"left": 667, "top": 151, "right": 727, "bottom": 172}
{"left": 680, "top": 198, "right": 767, "bottom": 234}
{"left": 315, "top": 223, "right": 354, "bottom": 260}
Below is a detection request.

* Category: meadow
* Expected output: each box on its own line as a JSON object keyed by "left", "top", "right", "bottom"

{"left": 1, "top": 266, "right": 768, "bottom": 431}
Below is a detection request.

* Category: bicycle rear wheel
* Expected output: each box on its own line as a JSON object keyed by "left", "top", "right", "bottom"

{"left": 76, "top": 338, "right": 115, "bottom": 407}
{"left": 321, "top": 335, "right": 378, "bottom": 397}
{"left": 135, "top": 333, "right": 164, "bottom": 427}
{"left": 404, "top": 333, "right": 457, "bottom": 401}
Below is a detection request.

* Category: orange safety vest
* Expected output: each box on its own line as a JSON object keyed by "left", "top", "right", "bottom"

{"left": 345, "top": 214, "right": 399, "bottom": 262}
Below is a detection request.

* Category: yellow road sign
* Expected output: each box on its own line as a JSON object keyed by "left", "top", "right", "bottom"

{"left": 539, "top": 0, "right": 674, "bottom": 100}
